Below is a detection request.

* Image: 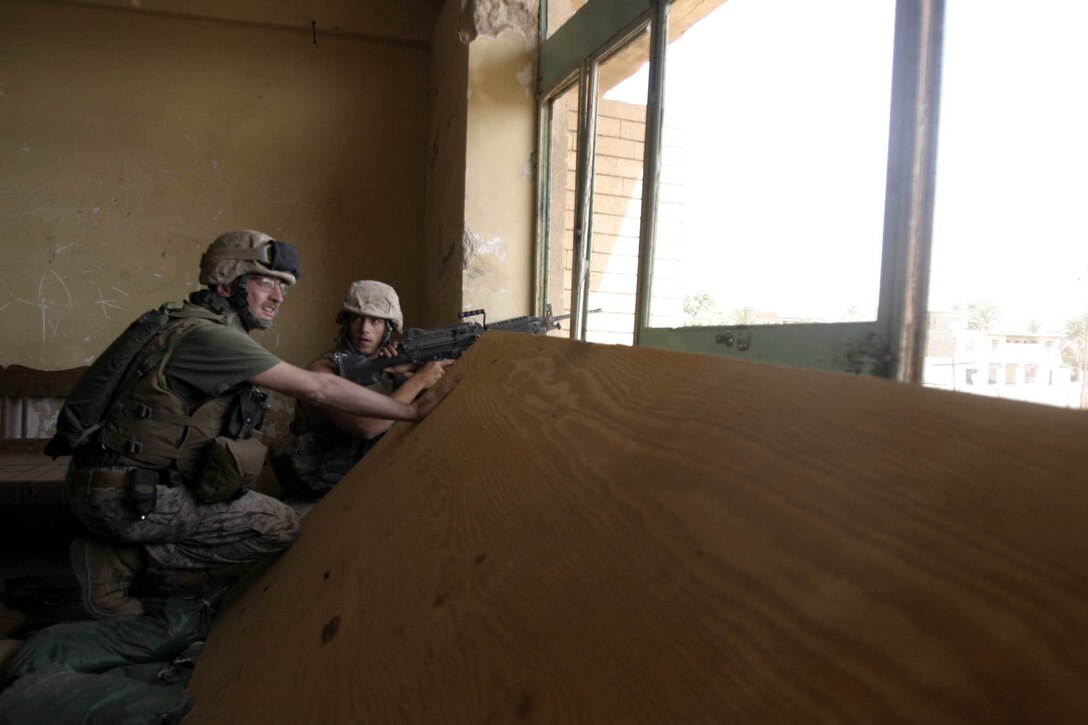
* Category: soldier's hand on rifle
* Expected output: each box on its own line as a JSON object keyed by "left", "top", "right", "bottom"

{"left": 412, "top": 370, "right": 461, "bottom": 421}
{"left": 402, "top": 359, "right": 455, "bottom": 387}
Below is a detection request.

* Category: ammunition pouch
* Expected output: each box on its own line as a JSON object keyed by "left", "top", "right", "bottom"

{"left": 225, "top": 386, "right": 270, "bottom": 440}
{"left": 193, "top": 436, "right": 267, "bottom": 504}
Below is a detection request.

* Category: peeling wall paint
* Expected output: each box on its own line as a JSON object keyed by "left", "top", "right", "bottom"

{"left": 459, "top": 0, "right": 539, "bottom": 44}
{"left": 462, "top": 227, "right": 511, "bottom": 304}
{"left": 0, "top": 396, "right": 63, "bottom": 439}
{"left": 463, "top": 227, "right": 509, "bottom": 267}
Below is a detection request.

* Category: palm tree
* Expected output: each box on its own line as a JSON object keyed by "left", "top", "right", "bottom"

{"left": 683, "top": 292, "right": 728, "bottom": 326}
{"left": 1063, "top": 315, "right": 1088, "bottom": 366}
{"left": 1063, "top": 313, "right": 1088, "bottom": 408}
{"left": 966, "top": 299, "right": 1000, "bottom": 332}
{"left": 731, "top": 306, "right": 759, "bottom": 325}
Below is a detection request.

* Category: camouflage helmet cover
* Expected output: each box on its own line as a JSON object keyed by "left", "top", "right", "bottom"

{"left": 199, "top": 230, "right": 301, "bottom": 286}
{"left": 337, "top": 280, "right": 403, "bottom": 333}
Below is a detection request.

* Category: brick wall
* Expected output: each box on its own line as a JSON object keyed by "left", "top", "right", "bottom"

{"left": 557, "top": 99, "right": 685, "bottom": 345}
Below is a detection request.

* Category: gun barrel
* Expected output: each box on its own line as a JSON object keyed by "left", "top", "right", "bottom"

{"left": 548, "top": 307, "right": 601, "bottom": 322}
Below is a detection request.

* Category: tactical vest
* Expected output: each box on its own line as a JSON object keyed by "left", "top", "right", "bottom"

{"left": 267, "top": 352, "right": 394, "bottom": 497}
{"left": 102, "top": 315, "right": 236, "bottom": 475}
{"left": 49, "top": 299, "right": 265, "bottom": 477}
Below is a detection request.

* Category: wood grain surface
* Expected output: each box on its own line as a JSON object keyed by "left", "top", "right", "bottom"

{"left": 185, "top": 333, "right": 1088, "bottom": 723}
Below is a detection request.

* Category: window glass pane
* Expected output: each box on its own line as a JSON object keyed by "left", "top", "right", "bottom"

{"left": 648, "top": 0, "right": 894, "bottom": 327}
{"left": 543, "top": 83, "right": 580, "bottom": 336}
{"left": 586, "top": 32, "right": 651, "bottom": 345}
{"left": 923, "top": 1, "right": 1088, "bottom": 410}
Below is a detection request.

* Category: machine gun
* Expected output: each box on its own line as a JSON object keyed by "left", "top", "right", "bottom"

{"left": 334, "top": 306, "right": 592, "bottom": 386}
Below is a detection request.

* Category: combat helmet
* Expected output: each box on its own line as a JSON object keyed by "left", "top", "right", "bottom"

{"left": 199, "top": 230, "right": 301, "bottom": 287}
{"left": 337, "top": 280, "right": 403, "bottom": 333}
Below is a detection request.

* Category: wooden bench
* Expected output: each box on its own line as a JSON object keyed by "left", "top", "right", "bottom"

{"left": 0, "top": 365, "right": 86, "bottom": 506}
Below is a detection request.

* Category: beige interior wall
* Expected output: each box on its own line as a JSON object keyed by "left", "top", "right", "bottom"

{"left": 463, "top": 31, "right": 537, "bottom": 320}
{"left": 423, "top": 1, "right": 540, "bottom": 326}
{"left": 60, "top": 0, "right": 443, "bottom": 43}
{"left": 421, "top": 0, "right": 469, "bottom": 327}
{"left": 0, "top": 0, "right": 437, "bottom": 434}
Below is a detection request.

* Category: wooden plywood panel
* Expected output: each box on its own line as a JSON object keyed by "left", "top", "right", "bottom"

{"left": 185, "top": 333, "right": 1088, "bottom": 723}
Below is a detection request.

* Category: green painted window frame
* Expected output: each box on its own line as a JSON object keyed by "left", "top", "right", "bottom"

{"left": 535, "top": 0, "right": 945, "bottom": 381}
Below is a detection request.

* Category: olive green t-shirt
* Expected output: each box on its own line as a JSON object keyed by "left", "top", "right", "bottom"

{"left": 166, "top": 320, "right": 281, "bottom": 410}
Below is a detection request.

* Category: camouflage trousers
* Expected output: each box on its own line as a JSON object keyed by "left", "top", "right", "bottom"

{"left": 65, "top": 468, "right": 300, "bottom": 572}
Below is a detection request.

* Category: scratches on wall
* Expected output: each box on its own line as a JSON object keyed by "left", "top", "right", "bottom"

{"left": 93, "top": 282, "right": 121, "bottom": 320}
{"left": 25, "top": 270, "right": 75, "bottom": 343}
{"left": 0, "top": 277, "right": 11, "bottom": 315}
{"left": 184, "top": 134, "right": 221, "bottom": 178}
{"left": 40, "top": 270, "right": 72, "bottom": 307}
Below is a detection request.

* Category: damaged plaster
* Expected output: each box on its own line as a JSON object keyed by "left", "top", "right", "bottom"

{"left": 463, "top": 227, "right": 509, "bottom": 272}
{"left": 462, "top": 226, "right": 511, "bottom": 310}
{"left": 459, "top": 0, "right": 539, "bottom": 44}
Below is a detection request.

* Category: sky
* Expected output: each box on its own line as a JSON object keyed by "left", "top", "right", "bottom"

{"left": 928, "top": 0, "right": 1088, "bottom": 332}
{"left": 607, "top": 0, "right": 1088, "bottom": 331}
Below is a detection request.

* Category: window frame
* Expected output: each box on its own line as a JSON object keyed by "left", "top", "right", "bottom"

{"left": 536, "top": 0, "right": 946, "bottom": 381}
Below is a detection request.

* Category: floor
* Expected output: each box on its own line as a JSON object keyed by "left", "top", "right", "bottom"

{"left": 0, "top": 504, "right": 86, "bottom": 638}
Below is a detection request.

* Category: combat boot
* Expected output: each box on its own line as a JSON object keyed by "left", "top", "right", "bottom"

{"left": 69, "top": 538, "right": 146, "bottom": 620}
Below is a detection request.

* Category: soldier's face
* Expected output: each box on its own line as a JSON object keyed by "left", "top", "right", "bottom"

{"left": 347, "top": 315, "right": 387, "bottom": 356}
{"left": 244, "top": 275, "right": 286, "bottom": 325}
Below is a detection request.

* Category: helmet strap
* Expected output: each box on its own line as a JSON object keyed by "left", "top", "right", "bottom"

{"left": 230, "top": 275, "right": 272, "bottom": 331}
{"left": 335, "top": 323, "right": 361, "bottom": 355}
{"left": 190, "top": 288, "right": 234, "bottom": 317}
